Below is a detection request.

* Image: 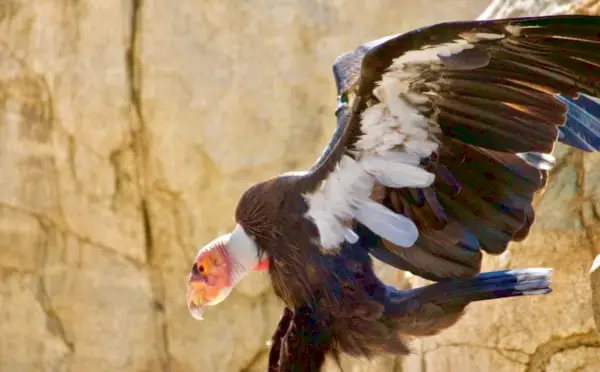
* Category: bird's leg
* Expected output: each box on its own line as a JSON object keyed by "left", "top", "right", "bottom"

{"left": 268, "top": 307, "right": 294, "bottom": 372}
{"left": 276, "top": 305, "right": 333, "bottom": 372}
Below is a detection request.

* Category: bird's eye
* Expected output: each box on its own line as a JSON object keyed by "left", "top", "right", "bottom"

{"left": 198, "top": 264, "right": 205, "bottom": 273}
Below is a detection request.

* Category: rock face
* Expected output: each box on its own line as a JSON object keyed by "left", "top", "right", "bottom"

{"left": 0, "top": 1, "right": 598, "bottom": 372}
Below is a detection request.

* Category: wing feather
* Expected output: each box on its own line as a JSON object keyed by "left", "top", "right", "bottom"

{"left": 303, "top": 15, "right": 600, "bottom": 281}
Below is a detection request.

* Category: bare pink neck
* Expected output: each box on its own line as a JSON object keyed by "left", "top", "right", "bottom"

{"left": 253, "top": 257, "right": 270, "bottom": 271}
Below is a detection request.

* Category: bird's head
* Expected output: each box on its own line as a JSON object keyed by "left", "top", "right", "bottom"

{"left": 186, "top": 224, "right": 269, "bottom": 320}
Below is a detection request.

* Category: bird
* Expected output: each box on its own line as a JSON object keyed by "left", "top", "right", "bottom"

{"left": 185, "top": 15, "right": 600, "bottom": 371}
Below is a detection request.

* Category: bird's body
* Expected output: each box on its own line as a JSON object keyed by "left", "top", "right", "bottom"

{"left": 186, "top": 15, "right": 600, "bottom": 371}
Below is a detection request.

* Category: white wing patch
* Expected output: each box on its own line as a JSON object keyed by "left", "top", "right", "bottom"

{"left": 305, "top": 34, "right": 505, "bottom": 251}
{"left": 354, "top": 199, "right": 419, "bottom": 247}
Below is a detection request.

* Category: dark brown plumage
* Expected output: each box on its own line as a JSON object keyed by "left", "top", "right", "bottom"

{"left": 187, "top": 15, "right": 600, "bottom": 372}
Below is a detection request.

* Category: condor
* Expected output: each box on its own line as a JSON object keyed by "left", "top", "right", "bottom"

{"left": 187, "top": 15, "right": 600, "bottom": 371}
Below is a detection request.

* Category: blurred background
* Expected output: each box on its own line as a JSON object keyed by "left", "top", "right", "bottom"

{"left": 0, "top": 0, "right": 599, "bottom": 371}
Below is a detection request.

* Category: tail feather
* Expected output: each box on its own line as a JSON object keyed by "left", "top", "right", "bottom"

{"left": 395, "top": 268, "right": 552, "bottom": 307}
{"left": 381, "top": 268, "right": 552, "bottom": 337}
{"left": 424, "top": 268, "right": 553, "bottom": 305}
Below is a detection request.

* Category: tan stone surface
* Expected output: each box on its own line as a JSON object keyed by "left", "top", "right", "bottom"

{"left": 0, "top": 0, "right": 599, "bottom": 372}
{"left": 592, "top": 255, "right": 600, "bottom": 334}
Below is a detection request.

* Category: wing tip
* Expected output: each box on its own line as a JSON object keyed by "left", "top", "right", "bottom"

{"left": 557, "top": 94, "right": 600, "bottom": 152}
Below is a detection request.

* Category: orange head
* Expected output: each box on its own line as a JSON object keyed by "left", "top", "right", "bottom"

{"left": 187, "top": 224, "right": 269, "bottom": 320}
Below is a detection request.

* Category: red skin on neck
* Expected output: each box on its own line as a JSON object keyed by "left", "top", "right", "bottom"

{"left": 254, "top": 257, "right": 270, "bottom": 271}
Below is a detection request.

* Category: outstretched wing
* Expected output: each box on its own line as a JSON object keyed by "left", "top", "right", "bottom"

{"left": 302, "top": 15, "right": 600, "bottom": 281}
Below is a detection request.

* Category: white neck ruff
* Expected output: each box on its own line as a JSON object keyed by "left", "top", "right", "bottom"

{"left": 226, "top": 224, "right": 260, "bottom": 287}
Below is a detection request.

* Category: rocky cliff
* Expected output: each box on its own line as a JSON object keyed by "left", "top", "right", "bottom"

{"left": 0, "top": 1, "right": 598, "bottom": 372}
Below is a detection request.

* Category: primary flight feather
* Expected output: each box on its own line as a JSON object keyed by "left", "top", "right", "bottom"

{"left": 186, "top": 15, "right": 600, "bottom": 371}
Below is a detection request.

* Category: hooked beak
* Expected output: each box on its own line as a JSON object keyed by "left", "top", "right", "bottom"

{"left": 186, "top": 278, "right": 234, "bottom": 321}
{"left": 187, "top": 281, "right": 207, "bottom": 320}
